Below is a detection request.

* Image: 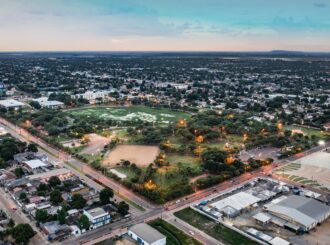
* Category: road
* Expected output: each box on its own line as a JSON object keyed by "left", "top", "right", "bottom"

{"left": 0, "top": 188, "right": 49, "bottom": 245}
{"left": 165, "top": 212, "right": 224, "bottom": 245}
{"left": 1, "top": 116, "right": 328, "bottom": 245}
{"left": 0, "top": 117, "right": 153, "bottom": 211}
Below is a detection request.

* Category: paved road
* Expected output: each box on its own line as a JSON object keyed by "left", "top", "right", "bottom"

{"left": 0, "top": 188, "right": 49, "bottom": 245}
{"left": 165, "top": 212, "right": 224, "bottom": 245}
{"left": 63, "top": 207, "right": 163, "bottom": 245}
{"left": 0, "top": 117, "right": 153, "bottom": 211}
{"left": 1, "top": 117, "right": 328, "bottom": 245}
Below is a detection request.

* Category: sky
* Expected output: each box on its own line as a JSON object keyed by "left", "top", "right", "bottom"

{"left": 0, "top": 0, "right": 329, "bottom": 51}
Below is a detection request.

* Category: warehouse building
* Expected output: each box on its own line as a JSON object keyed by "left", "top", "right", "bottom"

{"left": 128, "top": 223, "right": 166, "bottom": 245}
{"left": 265, "top": 195, "right": 330, "bottom": 232}
{"left": 32, "top": 97, "right": 64, "bottom": 109}
{"left": 0, "top": 99, "right": 25, "bottom": 109}
{"left": 208, "top": 191, "right": 261, "bottom": 218}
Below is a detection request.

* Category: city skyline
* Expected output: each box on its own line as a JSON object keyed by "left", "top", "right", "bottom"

{"left": 1, "top": 0, "right": 330, "bottom": 52}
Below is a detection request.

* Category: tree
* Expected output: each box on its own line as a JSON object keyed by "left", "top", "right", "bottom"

{"left": 50, "top": 190, "right": 63, "bottom": 205}
{"left": 48, "top": 176, "right": 61, "bottom": 187}
{"left": 70, "top": 194, "right": 86, "bottom": 209}
{"left": 117, "top": 201, "right": 129, "bottom": 215}
{"left": 8, "top": 218, "right": 15, "bottom": 228}
{"left": 78, "top": 215, "right": 90, "bottom": 230}
{"left": 99, "top": 189, "right": 114, "bottom": 205}
{"left": 11, "top": 224, "right": 35, "bottom": 245}
{"left": 57, "top": 209, "right": 67, "bottom": 225}
{"left": 27, "top": 143, "right": 38, "bottom": 153}
{"left": 14, "top": 167, "right": 24, "bottom": 178}
{"left": 35, "top": 209, "right": 49, "bottom": 223}
{"left": 19, "top": 192, "right": 27, "bottom": 200}
{"left": 37, "top": 183, "right": 49, "bottom": 192}
{"left": 201, "top": 149, "right": 228, "bottom": 174}
{"left": 29, "top": 100, "right": 41, "bottom": 110}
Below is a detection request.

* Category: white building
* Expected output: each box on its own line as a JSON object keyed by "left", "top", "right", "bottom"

{"left": 72, "top": 91, "right": 112, "bottom": 104}
{"left": 32, "top": 97, "right": 64, "bottom": 109}
{"left": 208, "top": 191, "right": 261, "bottom": 218}
{"left": 83, "top": 207, "right": 111, "bottom": 230}
{"left": 0, "top": 99, "right": 25, "bottom": 109}
{"left": 128, "top": 223, "right": 166, "bottom": 245}
{"left": 23, "top": 159, "right": 48, "bottom": 170}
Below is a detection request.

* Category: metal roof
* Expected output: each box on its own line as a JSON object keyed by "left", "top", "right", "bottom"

{"left": 0, "top": 99, "right": 25, "bottom": 108}
{"left": 210, "top": 191, "right": 261, "bottom": 212}
{"left": 267, "top": 195, "right": 330, "bottom": 228}
{"left": 129, "top": 223, "right": 166, "bottom": 244}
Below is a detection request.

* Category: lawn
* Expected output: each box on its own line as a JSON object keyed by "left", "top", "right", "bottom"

{"left": 174, "top": 208, "right": 258, "bottom": 245}
{"left": 149, "top": 218, "right": 202, "bottom": 245}
{"left": 202, "top": 134, "right": 244, "bottom": 151}
{"left": 167, "top": 154, "right": 201, "bottom": 170}
{"left": 112, "top": 166, "right": 140, "bottom": 180}
{"left": 286, "top": 125, "right": 328, "bottom": 138}
{"left": 80, "top": 153, "right": 103, "bottom": 163}
{"left": 67, "top": 106, "right": 191, "bottom": 126}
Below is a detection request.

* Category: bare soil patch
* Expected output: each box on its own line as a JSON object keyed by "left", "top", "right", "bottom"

{"left": 103, "top": 145, "right": 160, "bottom": 167}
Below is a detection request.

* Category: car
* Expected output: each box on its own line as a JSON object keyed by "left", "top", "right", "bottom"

{"left": 189, "top": 230, "right": 195, "bottom": 236}
{"left": 175, "top": 199, "right": 181, "bottom": 204}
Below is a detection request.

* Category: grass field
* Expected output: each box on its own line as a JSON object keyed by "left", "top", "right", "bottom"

{"left": 67, "top": 106, "right": 191, "bottom": 126}
{"left": 174, "top": 208, "right": 258, "bottom": 245}
{"left": 149, "top": 218, "right": 202, "bottom": 245}
{"left": 167, "top": 154, "right": 201, "bottom": 170}
{"left": 286, "top": 125, "right": 329, "bottom": 138}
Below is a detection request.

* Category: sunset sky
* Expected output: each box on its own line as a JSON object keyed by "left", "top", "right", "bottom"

{"left": 1, "top": 0, "right": 329, "bottom": 51}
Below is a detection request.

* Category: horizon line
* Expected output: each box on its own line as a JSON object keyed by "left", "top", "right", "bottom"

{"left": 1, "top": 50, "right": 330, "bottom": 54}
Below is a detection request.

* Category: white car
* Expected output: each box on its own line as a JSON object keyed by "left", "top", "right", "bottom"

{"left": 189, "top": 230, "right": 195, "bottom": 236}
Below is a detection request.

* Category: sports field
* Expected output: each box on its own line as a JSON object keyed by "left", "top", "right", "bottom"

{"left": 67, "top": 106, "right": 191, "bottom": 125}
{"left": 103, "top": 144, "right": 160, "bottom": 167}
{"left": 274, "top": 151, "right": 330, "bottom": 190}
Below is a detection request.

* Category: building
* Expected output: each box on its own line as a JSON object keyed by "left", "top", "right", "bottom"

{"left": 128, "top": 223, "right": 166, "bottom": 245}
{"left": 40, "top": 221, "right": 71, "bottom": 241}
{"left": 23, "top": 159, "right": 48, "bottom": 170}
{"left": 28, "top": 168, "right": 72, "bottom": 181}
{"left": 208, "top": 191, "right": 261, "bottom": 218}
{"left": 253, "top": 212, "right": 272, "bottom": 225}
{"left": 32, "top": 97, "right": 64, "bottom": 109}
{"left": 265, "top": 195, "right": 330, "bottom": 232}
{"left": 72, "top": 90, "right": 112, "bottom": 104}
{"left": 0, "top": 82, "right": 6, "bottom": 94}
{"left": 0, "top": 99, "right": 25, "bottom": 109}
{"left": 83, "top": 207, "right": 111, "bottom": 229}
{"left": 269, "top": 237, "right": 290, "bottom": 245}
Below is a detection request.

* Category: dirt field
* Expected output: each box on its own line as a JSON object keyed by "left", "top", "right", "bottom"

{"left": 80, "top": 133, "right": 111, "bottom": 154}
{"left": 103, "top": 145, "right": 160, "bottom": 167}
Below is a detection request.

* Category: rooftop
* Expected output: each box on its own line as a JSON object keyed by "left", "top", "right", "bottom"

{"left": 85, "top": 207, "right": 108, "bottom": 218}
{"left": 210, "top": 191, "right": 261, "bottom": 212}
{"left": 28, "top": 168, "right": 71, "bottom": 180}
{"left": 0, "top": 99, "right": 25, "bottom": 108}
{"left": 267, "top": 195, "right": 330, "bottom": 228}
{"left": 24, "top": 159, "right": 48, "bottom": 169}
{"left": 129, "top": 223, "right": 166, "bottom": 244}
